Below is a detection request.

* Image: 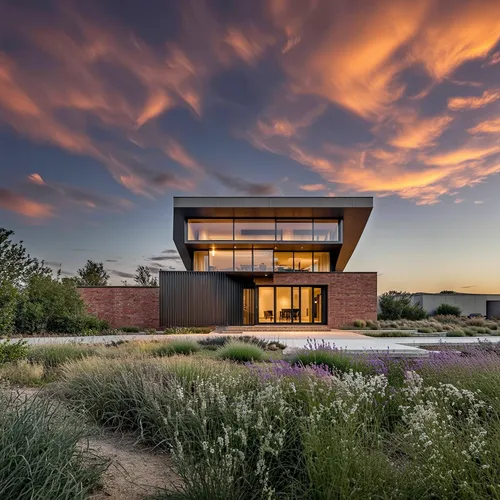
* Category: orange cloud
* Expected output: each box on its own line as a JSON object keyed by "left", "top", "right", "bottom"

{"left": 388, "top": 113, "right": 453, "bottom": 149}
{"left": 468, "top": 118, "right": 500, "bottom": 134}
{"left": 410, "top": 2, "right": 500, "bottom": 80}
{"left": 423, "top": 145, "right": 500, "bottom": 166}
{"left": 300, "top": 184, "right": 326, "bottom": 191}
{"left": 224, "top": 26, "right": 274, "bottom": 64}
{"left": 0, "top": 188, "right": 54, "bottom": 218}
{"left": 282, "top": 0, "right": 431, "bottom": 120}
{"left": 163, "top": 138, "right": 204, "bottom": 173}
{"left": 448, "top": 89, "right": 500, "bottom": 110}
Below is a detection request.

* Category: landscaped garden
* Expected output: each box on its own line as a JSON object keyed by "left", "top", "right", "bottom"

{"left": 2, "top": 336, "right": 500, "bottom": 499}
{"left": 343, "top": 290, "right": 500, "bottom": 338}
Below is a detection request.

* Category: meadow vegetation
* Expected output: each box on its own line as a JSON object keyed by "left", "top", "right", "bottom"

{"left": 2, "top": 336, "right": 500, "bottom": 498}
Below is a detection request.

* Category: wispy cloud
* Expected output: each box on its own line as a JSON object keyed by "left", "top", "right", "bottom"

{"left": 300, "top": 184, "right": 327, "bottom": 192}
{"left": 448, "top": 89, "right": 500, "bottom": 110}
{"left": 468, "top": 118, "right": 500, "bottom": 134}
{"left": 0, "top": 187, "right": 54, "bottom": 218}
{"left": 213, "top": 172, "right": 277, "bottom": 195}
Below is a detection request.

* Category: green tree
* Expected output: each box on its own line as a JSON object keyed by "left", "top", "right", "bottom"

{"left": 379, "top": 291, "right": 427, "bottom": 320}
{"left": 77, "top": 260, "right": 109, "bottom": 286}
{"left": 134, "top": 265, "right": 158, "bottom": 286}
{"left": 0, "top": 228, "right": 51, "bottom": 287}
{"left": 15, "top": 275, "right": 87, "bottom": 334}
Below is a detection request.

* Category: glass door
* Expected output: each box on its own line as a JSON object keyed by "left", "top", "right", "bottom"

{"left": 243, "top": 288, "right": 255, "bottom": 325}
{"left": 257, "top": 286, "right": 325, "bottom": 324}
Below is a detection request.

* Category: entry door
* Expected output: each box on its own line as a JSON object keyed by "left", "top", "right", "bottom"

{"left": 257, "top": 286, "right": 325, "bottom": 324}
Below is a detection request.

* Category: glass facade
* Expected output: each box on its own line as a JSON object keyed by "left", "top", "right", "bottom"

{"left": 257, "top": 286, "right": 325, "bottom": 324}
{"left": 253, "top": 250, "right": 273, "bottom": 272}
{"left": 193, "top": 250, "right": 331, "bottom": 272}
{"left": 187, "top": 219, "right": 340, "bottom": 241}
{"left": 188, "top": 219, "right": 233, "bottom": 240}
{"left": 209, "top": 250, "right": 233, "bottom": 271}
{"left": 313, "top": 220, "right": 339, "bottom": 241}
{"left": 277, "top": 220, "right": 313, "bottom": 241}
{"left": 234, "top": 250, "right": 253, "bottom": 271}
{"left": 234, "top": 219, "right": 275, "bottom": 240}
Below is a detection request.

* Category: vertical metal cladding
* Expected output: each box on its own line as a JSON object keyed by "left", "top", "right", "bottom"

{"left": 159, "top": 271, "right": 244, "bottom": 327}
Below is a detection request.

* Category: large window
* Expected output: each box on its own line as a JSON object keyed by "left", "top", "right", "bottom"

{"left": 193, "top": 251, "right": 208, "bottom": 271}
{"left": 234, "top": 219, "right": 275, "bottom": 240}
{"left": 187, "top": 219, "right": 233, "bottom": 240}
{"left": 294, "top": 252, "right": 313, "bottom": 272}
{"left": 194, "top": 249, "right": 330, "bottom": 272}
{"left": 314, "top": 220, "right": 339, "bottom": 241}
{"left": 274, "top": 252, "right": 294, "bottom": 272}
{"left": 313, "top": 252, "right": 330, "bottom": 272}
{"left": 234, "top": 250, "right": 252, "bottom": 271}
{"left": 209, "top": 250, "right": 233, "bottom": 271}
{"left": 258, "top": 286, "right": 325, "bottom": 324}
{"left": 253, "top": 250, "right": 273, "bottom": 272}
{"left": 187, "top": 218, "right": 340, "bottom": 241}
{"left": 277, "top": 220, "right": 313, "bottom": 241}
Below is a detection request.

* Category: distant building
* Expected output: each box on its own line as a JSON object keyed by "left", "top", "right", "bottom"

{"left": 411, "top": 293, "right": 500, "bottom": 318}
{"left": 159, "top": 196, "right": 377, "bottom": 328}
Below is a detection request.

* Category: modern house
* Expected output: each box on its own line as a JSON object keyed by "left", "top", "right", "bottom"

{"left": 159, "top": 197, "right": 377, "bottom": 328}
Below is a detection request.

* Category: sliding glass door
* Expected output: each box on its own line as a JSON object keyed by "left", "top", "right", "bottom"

{"left": 257, "top": 286, "right": 325, "bottom": 324}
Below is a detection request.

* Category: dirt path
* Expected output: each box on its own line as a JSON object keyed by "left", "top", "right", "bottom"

{"left": 86, "top": 434, "right": 181, "bottom": 500}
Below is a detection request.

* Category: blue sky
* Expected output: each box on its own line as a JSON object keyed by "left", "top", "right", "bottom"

{"left": 0, "top": 0, "right": 499, "bottom": 291}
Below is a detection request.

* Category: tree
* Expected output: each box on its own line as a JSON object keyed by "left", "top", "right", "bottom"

{"left": 0, "top": 228, "right": 51, "bottom": 287}
{"left": 134, "top": 265, "right": 158, "bottom": 286}
{"left": 379, "top": 290, "right": 427, "bottom": 320}
{"left": 439, "top": 290, "right": 457, "bottom": 294}
{"left": 77, "top": 260, "right": 109, "bottom": 286}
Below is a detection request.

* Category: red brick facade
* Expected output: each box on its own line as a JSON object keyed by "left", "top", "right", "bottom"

{"left": 273, "top": 272, "right": 377, "bottom": 328}
{"left": 78, "top": 287, "right": 159, "bottom": 329}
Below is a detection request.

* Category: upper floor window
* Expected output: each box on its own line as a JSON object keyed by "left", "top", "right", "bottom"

{"left": 314, "top": 220, "right": 339, "bottom": 241}
{"left": 276, "top": 220, "right": 313, "bottom": 241}
{"left": 187, "top": 219, "right": 233, "bottom": 240}
{"left": 187, "top": 218, "right": 340, "bottom": 241}
{"left": 234, "top": 219, "right": 275, "bottom": 240}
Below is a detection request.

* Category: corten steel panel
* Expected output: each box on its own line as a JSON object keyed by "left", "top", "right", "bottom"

{"left": 160, "top": 271, "right": 245, "bottom": 327}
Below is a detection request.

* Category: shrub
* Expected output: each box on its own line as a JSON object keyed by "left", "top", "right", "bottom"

{"left": 144, "top": 328, "right": 157, "bottom": 335}
{"left": 218, "top": 341, "right": 265, "bottom": 363}
{"left": 353, "top": 319, "right": 366, "bottom": 328}
{"left": 289, "top": 348, "right": 371, "bottom": 374}
{"left": 150, "top": 339, "right": 201, "bottom": 357}
{"left": 163, "top": 327, "right": 213, "bottom": 334}
{"left": 0, "top": 339, "right": 28, "bottom": 364}
{"left": 467, "top": 318, "right": 486, "bottom": 327}
{"left": 0, "top": 360, "right": 45, "bottom": 386}
{"left": 27, "top": 344, "right": 101, "bottom": 368}
{"left": 446, "top": 330, "right": 466, "bottom": 337}
{"left": 0, "top": 393, "right": 105, "bottom": 499}
{"left": 417, "top": 327, "right": 433, "bottom": 334}
{"left": 365, "top": 331, "right": 413, "bottom": 337}
{"left": 435, "top": 303, "right": 462, "bottom": 317}
{"left": 120, "top": 326, "right": 141, "bottom": 333}
{"left": 0, "top": 281, "right": 19, "bottom": 334}
{"left": 366, "top": 320, "right": 380, "bottom": 330}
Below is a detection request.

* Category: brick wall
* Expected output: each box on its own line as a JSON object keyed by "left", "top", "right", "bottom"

{"left": 78, "top": 287, "right": 159, "bottom": 329}
{"left": 273, "top": 273, "right": 377, "bottom": 328}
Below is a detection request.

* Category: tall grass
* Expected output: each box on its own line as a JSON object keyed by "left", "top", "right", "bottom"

{"left": 27, "top": 343, "right": 103, "bottom": 367}
{"left": 0, "top": 392, "right": 106, "bottom": 499}
{"left": 57, "top": 352, "right": 500, "bottom": 499}
{"left": 217, "top": 341, "right": 265, "bottom": 363}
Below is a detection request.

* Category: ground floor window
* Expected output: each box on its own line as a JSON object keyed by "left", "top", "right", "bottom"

{"left": 257, "top": 286, "right": 325, "bottom": 324}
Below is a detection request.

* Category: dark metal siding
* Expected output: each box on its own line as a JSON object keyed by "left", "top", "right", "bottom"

{"left": 487, "top": 301, "right": 500, "bottom": 320}
{"left": 159, "top": 271, "right": 244, "bottom": 327}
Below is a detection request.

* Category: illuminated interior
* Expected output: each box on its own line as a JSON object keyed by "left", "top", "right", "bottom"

{"left": 257, "top": 286, "right": 324, "bottom": 323}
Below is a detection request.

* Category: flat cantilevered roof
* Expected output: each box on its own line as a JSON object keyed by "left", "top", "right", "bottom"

{"left": 173, "top": 196, "right": 373, "bottom": 271}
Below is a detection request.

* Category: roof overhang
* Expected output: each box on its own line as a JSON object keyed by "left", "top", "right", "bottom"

{"left": 173, "top": 197, "right": 373, "bottom": 271}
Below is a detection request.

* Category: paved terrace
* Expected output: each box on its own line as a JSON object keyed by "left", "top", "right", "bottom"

{"left": 14, "top": 331, "right": 500, "bottom": 357}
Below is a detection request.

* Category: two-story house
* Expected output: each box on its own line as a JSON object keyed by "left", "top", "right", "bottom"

{"left": 159, "top": 196, "right": 377, "bottom": 328}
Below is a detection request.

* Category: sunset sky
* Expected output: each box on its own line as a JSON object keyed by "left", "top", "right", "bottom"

{"left": 1, "top": 0, "right": 499, "bottom": 292}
